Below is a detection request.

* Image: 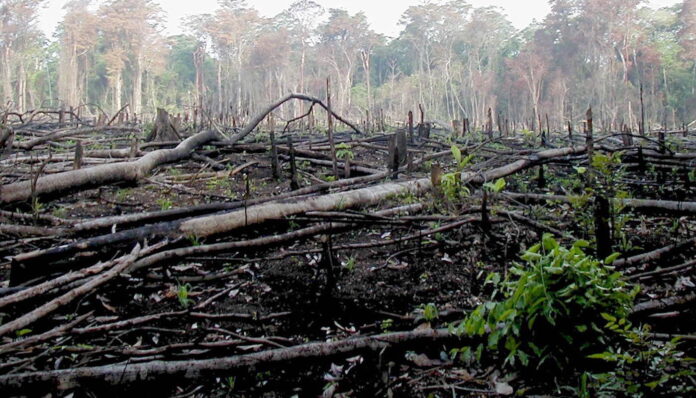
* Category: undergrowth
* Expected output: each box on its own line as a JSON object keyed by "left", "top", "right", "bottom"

{"left": 450, "top": 234, "right": 695, "bottom": 396}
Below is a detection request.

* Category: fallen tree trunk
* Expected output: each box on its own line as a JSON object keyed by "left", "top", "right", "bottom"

{"left": 503, "top": 192, "right": 696, "bottom": 214}
{"left": 13, "top": 126, "right": 139, "bottom": 150}
{"left": 1, "top": 93, "right": 360, "bottom": 204}
{"left": 178, "top": 146, "right": 587, "bottom": 237}
{"left": 11, "top": 146, "right": 587, "bottom": 278}
{"left": 1, "top": 129, "right": 221, "bottom": 203}
{"left": 0, "top": 328, "right": 451, "bottom": 392}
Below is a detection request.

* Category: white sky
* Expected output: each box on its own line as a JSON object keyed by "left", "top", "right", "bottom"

{"left": 37, "top": 0, "right": 681, "bottom": 39}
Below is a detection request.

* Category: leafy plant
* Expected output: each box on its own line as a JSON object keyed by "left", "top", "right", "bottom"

{"left": 451, "top": 234, "right": 637, "bottom": 371}
{"left": 344, "top": 256, "right": 356, "bottom": 272}
{"left": 177, "top": 283, "right": 193, "bottom": 308}
{"left": 581, "top": 322, "right": 695, "bottom": 397}
{"left": 380, "top": 318, "right": 394, "bottom": 332}
{"left": 224, "top": 376, "right": 236, "bottom": 391}
{"left": 439, "top": 145, "right": 476, "bottom": 203}
{"left": 51, "top": 207, "right": 68, "bottom": 218}
{"left": 206, "top": 176, "right": 231, "bottom": 190}
{"left": 187, "top": 234, "right": 202, "bottom": 246}
{"left": 156, "top": 198, "right": 173, "bottom": 210}
{"left": 484, "top": 177, "right": 506, "bottom": 193}
{"left": 336, "top": 142, "right": 354, "bottom": 160}
{"left": 441, "top": 172, "right": 470, "bottom": 200}
{"left": 421, "top": 303, "right": 439, "bottom": 322}
{"left": 451, "top": 144, "right": 474, "bottom": 170}
{"left": 31, "top": 197, "right": 43, "bottom": 220}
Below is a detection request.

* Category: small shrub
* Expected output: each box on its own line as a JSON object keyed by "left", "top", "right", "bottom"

{"left": 177, "top": 283, "right": 193, "bottom": 308}
{"left": 581, "top": 323, "right": 695, "bottom": 397}
{"left": 451, "top": 234, "right": 637, "bottom": 371}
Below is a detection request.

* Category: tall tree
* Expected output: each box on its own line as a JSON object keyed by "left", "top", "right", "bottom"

{"left": 57, "top": 0, "right": 98, "bottom": 108}
{"left": 0, "top": 0, "right": 44, "bottom": 110}
{"left": 99, "top": 0, "right": 162, "bottom": 114}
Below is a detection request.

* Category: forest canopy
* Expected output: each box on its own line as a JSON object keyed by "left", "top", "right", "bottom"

{"left": 1, "top": 0, "right": 695, "bottom": 131}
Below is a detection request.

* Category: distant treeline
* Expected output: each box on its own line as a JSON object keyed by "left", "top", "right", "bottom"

{"left": 1, "top": 0, "right": 695, "bottom": 131}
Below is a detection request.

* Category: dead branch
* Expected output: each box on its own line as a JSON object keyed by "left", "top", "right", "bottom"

{"left": 614, "top": 238, "right": 696, "bottom": 267}
{"left": 106, "top": 103, "right": 130, "bottom": 126}
{"left": 0, "top": 312, "right": 93, "bottom": 354}
{"left": 0, "top": 244, "right": 149, "bottom": 337}
{"left": 0, "top": 328, "right": 451, "bottom": 391}
{"left": 632, "top": 292, "right": 696, "bottom": 316}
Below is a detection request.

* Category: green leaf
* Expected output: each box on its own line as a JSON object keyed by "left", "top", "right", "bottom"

{"left": 604, "top": 252, "right": 621, "bottom": 264}
{"left": 493, "top": 178, "right": 506, "bottom": 192}
{"left": 451, "top": 144, "right": 462, "bottom": 163}
{"left": 485, "top": 272, "right": 501, "bottom": 285}
{"left": 15, "top": 329, "right": 32, "bottom": 337}
{"left": 573, "top": 240, "right": 590, "bottom": 248}
{"left": 600, "top": 313, "right": 616, "bottom": 323}
{"left": 459, "top": 154, "right": 474, "bottom": 169}
{"left": 542, "top": 233, "right": 558, "bottom": 250}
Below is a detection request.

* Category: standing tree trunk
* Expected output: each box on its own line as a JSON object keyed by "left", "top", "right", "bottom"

{"left": 361, "top": 50, "right": 372, "bottom": 132}
{"left": 194, "top": 43, "right": 206, "bottom": 126}
{"left": 1, "top": 46, "right": 12, "bottom": 104}
{"left": 132, "top": 51, "right": 143, "bottom": 115}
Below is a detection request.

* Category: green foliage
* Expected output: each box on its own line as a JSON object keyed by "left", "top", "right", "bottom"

{"left": 581, "top": 323, "right": 695, "bottom": 397}
{"left": 15, "top": 328, "right": 32, "bottom": 337}
{"left": 521, "top": 129, "right": 537, "bottom": 145}
{"left": 484, "top": 177, "right": 506, "bottom": 193}
{"left": 335, "top": 143, "right": 354, "bottom": 160}
{"left": 177, "top": 283, "right": 193, "bottom": 308}
{"left": 451, "top": 144, "right": 474, "bottom": 170}
{"left": 421, "top": 303, "right": 439, "bottom": 322}
{"left": 224, "top": 376, "right": 236, "bottom": 391}
{"left": 31, "top": 197, "right": 43, "bottom": 218}
{"left": 451, "top": 234, "right": 637, "bottom": 371}
{"left": 51, "top": 207, "right": 68, "bottom": 219}
{"left": 156, "top": 198, "right": 173, "bottom": 210}
{"left": 206, "top": 176, "right": 231, "bottom": 191}
{"left": 441, "top": 172, "right": 470, "bottom": 200}
{"left": 344, "top": 256, "right": 356, "bottom": 272}
{"left": 439, "top": 145, "right": 476, "bottom": 203}
{"left": 380, "top": 318, "right": 394, "bottom": 332}
{"left": 287, "top": 217, "right": 300, "bottom": 231}
{"left": 187, "top": 234, "right": 201, "bottom": 246}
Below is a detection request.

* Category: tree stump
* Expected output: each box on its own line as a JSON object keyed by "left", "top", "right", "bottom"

{"left": 0, "top": 127, "right": 14, "bottom": 157}
{"left": 396, "top": 129, "right": 407, "bottom": 166}
{"left": 146, "top": 108, "right": 182, "bottom": 142}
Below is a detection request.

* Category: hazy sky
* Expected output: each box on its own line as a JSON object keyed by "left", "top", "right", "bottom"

{"left": 37, "top": 0, "right": 681, "bottom": 39}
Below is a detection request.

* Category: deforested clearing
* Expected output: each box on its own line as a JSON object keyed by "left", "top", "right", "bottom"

{"left": 0, "top": 0, "right": 695, "bottom": 396}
